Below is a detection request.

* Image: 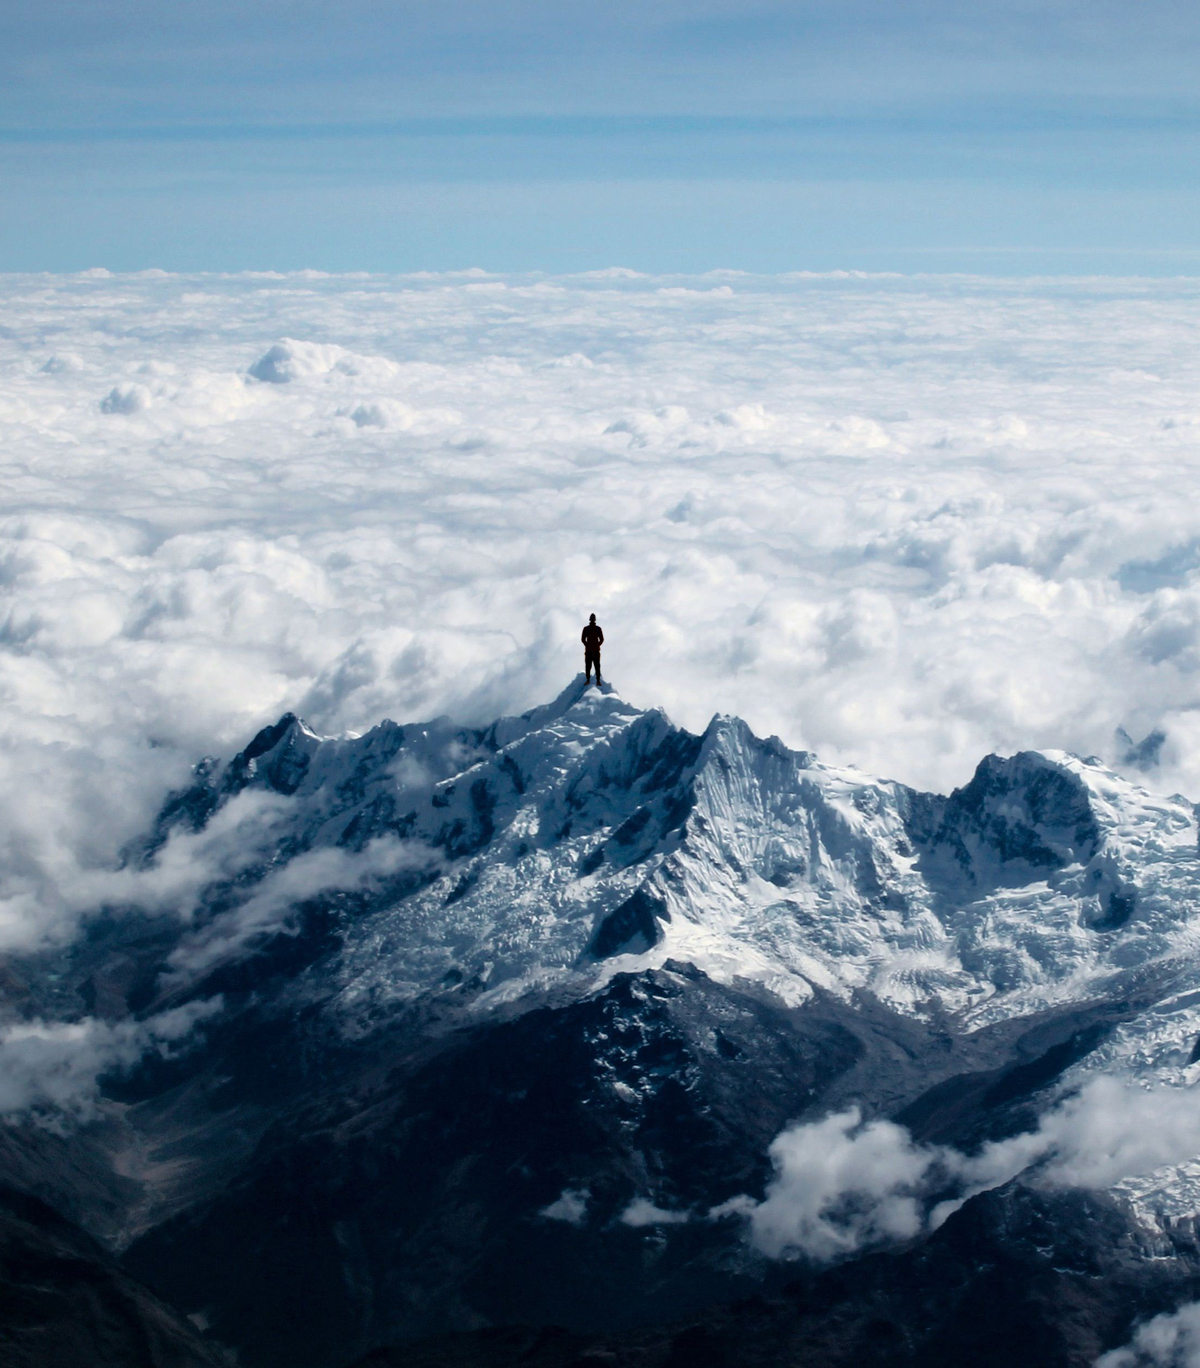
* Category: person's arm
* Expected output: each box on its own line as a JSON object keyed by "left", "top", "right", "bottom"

{"left": 581, "top": 628, "right": 587, "bottom": 644}
{"left": 597, "top": 628, "right": 604, "bottom": 645}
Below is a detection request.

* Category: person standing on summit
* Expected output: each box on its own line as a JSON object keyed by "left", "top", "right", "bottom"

{"left": 582, "top": 614, "right": 604, "bottom": 685}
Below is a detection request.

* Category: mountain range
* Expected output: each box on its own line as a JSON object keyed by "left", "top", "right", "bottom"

{"left": 4, "top": 677, "right": 1200, "bottom": 1367}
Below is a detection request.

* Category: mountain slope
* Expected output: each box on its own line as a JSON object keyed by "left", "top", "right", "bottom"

{"left": 360, "top": 1186, "right": 1200, "bottom": 1368}
{"left": 4, "top": 678, "right": 1200, "bottom": 1366}
{"left": 0, "top": 1185, "right": 227, "bottom": 1368}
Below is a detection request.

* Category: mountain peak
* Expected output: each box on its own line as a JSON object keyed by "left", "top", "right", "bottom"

{"left": 130, "top": 685, "right": 1197, "bottom": 1038}
{"left": 483, "top": 673, "right": 636, "bottom": 749}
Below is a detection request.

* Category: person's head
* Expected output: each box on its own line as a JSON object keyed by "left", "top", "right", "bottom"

{"left": 589, "top": 613, "right": 596, "bottom": 623}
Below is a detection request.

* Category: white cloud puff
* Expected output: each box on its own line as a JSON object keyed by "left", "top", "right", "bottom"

{"left": 721, "top": 1107, "right": 936, "bottom": 1260}
{"left": 341, "top": 399, "right": 417, "bottom": 430}
{"left": 1097, "top": 1302, "right": 1200, "bottom": 1368}
{"left": 6, "top": 270, "right": 1200, "bottom": 959}
{"left": 247, "top": 337, "right": 398, "bottom": 385}
{"left": 163, "top": 833, "right": 438, "bottom": 983}
{"left": 540, "top": 1188, "right": 590, "bottom": 1224}
{"left": 963, "top": 1075, "right": 1200, "bottom": 1195}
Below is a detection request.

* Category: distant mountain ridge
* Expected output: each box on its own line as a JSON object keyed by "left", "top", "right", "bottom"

{"left": 4, "top": 678, "right": 1200, "bottom": 1366}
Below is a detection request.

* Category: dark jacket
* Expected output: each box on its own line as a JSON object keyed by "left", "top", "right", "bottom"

{"left": 582, "top": 623, "right": 603, "bottom": 651}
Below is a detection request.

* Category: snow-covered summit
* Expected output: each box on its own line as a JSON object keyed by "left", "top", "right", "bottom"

{"left": 146, "top": 679, "right": 1200, "bottom": 1036}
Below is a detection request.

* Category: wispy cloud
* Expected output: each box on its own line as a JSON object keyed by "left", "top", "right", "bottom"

{"left": 0, "top": 1000, "right": 221, "bottom": 1119}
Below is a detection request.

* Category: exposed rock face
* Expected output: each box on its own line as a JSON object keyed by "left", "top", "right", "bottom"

{"left": 355, "top": 1187, "right": 1200, "bottom": 1368}
{"left": 0, "top": 1186, "right": 227, "bottom": 1368}
{"left": 5, "top": 678, "right": 1200, "bottom": 1366}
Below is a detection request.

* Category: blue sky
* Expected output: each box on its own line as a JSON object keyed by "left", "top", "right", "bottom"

{"left": 4, "top": 0, "right": 1200, "bottom": 272}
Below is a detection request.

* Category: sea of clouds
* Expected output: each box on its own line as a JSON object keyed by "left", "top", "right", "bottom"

{"left": 7, "top": 262, "right": 1200, "bottom": 1346}
{"left": 4, "top": 265, "right": 1200, "bottom": 968}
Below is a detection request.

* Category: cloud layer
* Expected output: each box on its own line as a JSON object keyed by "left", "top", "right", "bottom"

{"left": 4, "top": 270, "right": 1200, "bottom": 956}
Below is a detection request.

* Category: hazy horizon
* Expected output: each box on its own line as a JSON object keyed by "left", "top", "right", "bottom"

{"left": 4, "top": 1, "right": 1200, "bottom": 273}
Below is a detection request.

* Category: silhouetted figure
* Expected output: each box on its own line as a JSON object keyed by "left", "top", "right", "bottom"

{"left": 582, "top": 614, "right": 604, "bottom": 685}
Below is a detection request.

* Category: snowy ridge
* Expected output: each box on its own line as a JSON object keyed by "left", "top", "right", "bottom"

{"left": 151, "top": 678, "right": 1200, "bottom": 1044}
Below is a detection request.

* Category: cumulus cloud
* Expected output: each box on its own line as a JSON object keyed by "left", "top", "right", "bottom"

{"left": 720, "top": 1107, "right": 939, "bottom": 1260}
{"left": 0, "top": 763, "right": 288, "bottom": 954}
{"left": 247, "top": 339, "right": 334, "bottom": 383}
{"left": 8, "top": 269, "right": 1200, "bottom": 962}
{"left": 341, "top": 399, "right": 416, "bottom": 430}
{"left": 1097, "top": 1303, "right": 1200, "bottom": 1368}
{"left": 0, "top": 724, "right": 197, "bottom": 953}
{"left": 0, "top": 1000, "right": 221, "bottom": 1120}
{"left": 41, "top": 353, "right": 81, "bottom": 374}
{"left": 247, "top": 337, "right": 398, "bottom": 384}
{"left": 726, "top": 1076, "right": 1200, "bottom": 1262}
{"left": 0, "top": 738, "right": 431, "bottom": 985}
